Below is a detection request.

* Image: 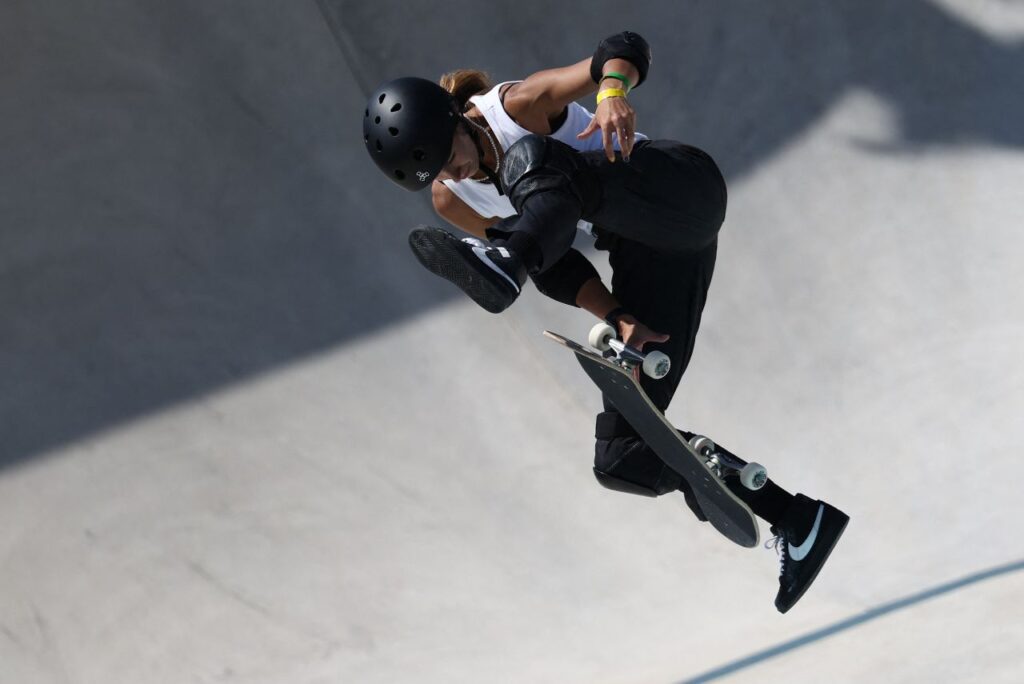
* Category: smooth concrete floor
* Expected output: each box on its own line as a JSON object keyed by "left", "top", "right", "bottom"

{"left": 1, "top": 2, "right": 1023, "bottom": 682}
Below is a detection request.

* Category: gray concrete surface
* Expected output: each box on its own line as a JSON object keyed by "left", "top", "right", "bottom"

{"left": 1, "top": 1, "right": 1023, "bottom": 682}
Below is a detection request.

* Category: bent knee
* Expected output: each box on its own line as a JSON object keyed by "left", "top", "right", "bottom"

{"left": 594, "top": 434, "right": 681, "bottom": 497}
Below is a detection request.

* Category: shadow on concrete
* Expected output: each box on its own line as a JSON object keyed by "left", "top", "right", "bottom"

{"left": 1, "top": 0, "right": 1021, "bottom": 466}
{"left": 324, "top": 0, "right": 1024, "bottom": 175}
{"left": 677, "top": 558, "right": 1024, "bottom": 683}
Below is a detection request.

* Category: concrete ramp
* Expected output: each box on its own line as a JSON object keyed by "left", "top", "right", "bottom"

{"left": 1, "top": 1, "right": 1023, "bottom": 682}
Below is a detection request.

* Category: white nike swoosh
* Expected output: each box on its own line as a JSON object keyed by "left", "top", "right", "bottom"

{"left": 471, "top": 245, "right": 520, "bottom": 293}
{"left": 788, "top": 504, "right": 824, "bottom": 562}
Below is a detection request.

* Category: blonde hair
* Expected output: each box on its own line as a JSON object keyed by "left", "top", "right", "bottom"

{"left": 439, "top": 69, "right": 492, "bottom": 112}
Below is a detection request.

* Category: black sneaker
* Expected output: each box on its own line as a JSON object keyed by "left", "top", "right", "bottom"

{"left": 767, "top": 493, "right": 849, "bottom": 613}
{"left": 408, "top": 226, "right": 527, "bottom": 314}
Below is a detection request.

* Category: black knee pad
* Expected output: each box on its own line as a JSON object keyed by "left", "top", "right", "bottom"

{"left": 501, "top": 135, "right": 599, "bottom": 215}
{"left": 594, "top": 437, "right": 657, "bottom": 497}
{"left": 593, "top": 411, "right": 682, "bottom": 497}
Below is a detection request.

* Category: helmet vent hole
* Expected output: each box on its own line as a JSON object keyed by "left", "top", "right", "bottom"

{"left": 394, "top": 170, "right": 406, "bottom": 180}
{"left": 375, "top": 139, "right": 383, "bottom": 152}
{"left": 388, "top": 127, "right": 399, "bottom": 136}
{"left": 412, "top": 149, "right": 425, "bottom": 161}
{"left": 378, "top": 93, "right": 386, "bottom": 104}
{"left": 364, "top": 109, "right": 369, "bottom": 118}
{"left": 390, "top": 103, "right": 402, "bottom": 112}
{"left": 374, "top": 116, "right": 381, "bottom": 124}
{"left": 364, "top": 134, "right": 369, "bottom": 143}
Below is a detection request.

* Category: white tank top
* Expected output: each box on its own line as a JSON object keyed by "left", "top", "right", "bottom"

{"left": 441, "top": 81, "right": 648, "bottom": 235}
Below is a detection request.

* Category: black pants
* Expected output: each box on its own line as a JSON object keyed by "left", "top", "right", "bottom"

{"left": 494, "top": 136, "right": 793, "bottom": 521}
{"left": 497, "top": 137, "right": 728, "bottom": 494}
{"left": 587, "top": 142, "right": 724, "bottom": 496}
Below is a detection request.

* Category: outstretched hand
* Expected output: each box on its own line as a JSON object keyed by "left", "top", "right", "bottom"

{"left": 577, "top": 95, "right": 637, "bottom": 162}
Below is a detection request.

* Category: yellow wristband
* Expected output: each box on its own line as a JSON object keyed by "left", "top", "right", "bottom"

{"left": 596, "top": 88, "right": 627, "bottom": 105}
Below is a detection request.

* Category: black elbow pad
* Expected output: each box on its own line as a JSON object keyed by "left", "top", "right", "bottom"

{"left": 530, "top": 248, "right": 600, "bottom": 307}
{"left": 590, "top": 31, "right": 652, "bottom": 88}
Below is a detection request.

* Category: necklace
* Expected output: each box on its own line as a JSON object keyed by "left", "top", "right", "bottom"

{"left": 464, "top": 116, "right": 501, "bottom": 176}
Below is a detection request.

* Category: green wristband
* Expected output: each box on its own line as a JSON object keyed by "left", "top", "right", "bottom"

{"left": 600, "top": 71, "right": 632, "bottom": 93}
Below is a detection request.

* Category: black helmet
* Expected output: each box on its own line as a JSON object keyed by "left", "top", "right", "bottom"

{"left": 363, "top": 77, "right": 461, "bottom": 192}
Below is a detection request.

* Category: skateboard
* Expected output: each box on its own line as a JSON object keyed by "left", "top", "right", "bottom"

{"left": 544, "top": 324, "right": 768, "bottom": 548}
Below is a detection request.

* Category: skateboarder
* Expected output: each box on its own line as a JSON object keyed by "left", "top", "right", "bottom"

{"left": 363, "top": 31, "right": 848, "bottom": 613}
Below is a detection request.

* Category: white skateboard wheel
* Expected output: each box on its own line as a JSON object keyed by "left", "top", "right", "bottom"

{"left": 588, "top": 322, "right": 616, "bottom": 351}
{"left": 740, "top": 462, "right": 768, "bottom": 490}
{"left": 642, "top": 350, "right": 671, "bottom": 379}
{"left": 689, "top": 435, "right": 716, "bottom": 456}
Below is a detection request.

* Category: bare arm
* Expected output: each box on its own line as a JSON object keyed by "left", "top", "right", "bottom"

{"left": 431, "top": 181, "right": 497, "bottom": 239}
{"left": 505, "top": 57, "right": 640, "bottom": 127}
{"left": 433, "top": 182, "right": 612, "bottom": 318}
{"left": 436, "top": 184, "right": 623, "bottom": 320}
{"left": 577, "top": 277, "right": 669, "bottom": 352}
{"left": 436, "top": 50, "right": 644, "bottom": 321}
{"left": 575, "top": 276, "right": 620, "bottom": 320}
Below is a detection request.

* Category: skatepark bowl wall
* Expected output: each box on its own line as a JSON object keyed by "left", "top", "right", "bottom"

{"left": 1, "top": 1, "right": 1023, "bottom": 682}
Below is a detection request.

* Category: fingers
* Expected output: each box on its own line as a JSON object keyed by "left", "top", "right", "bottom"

{"left": 606, "top": 114, "right": 635, "bottom": 162}
{"left": 624, "top": 330, "right": 670, "bottom": 351}
{"left": 618, "top": 122, "right": 634, "bottom": 160}
{"left": 618, "top": 108, "right": 637, "bottom": 160}
{"left": 617, "top": 128, "right": 632, "bottom": 162}
{"left": 577, "top": 118, "right": 598, "bottom": 140}
{"left": 602, "top": 124, "right": 614, "bottom": 162}
{"left": 590, "top": 97, "right": 638, "bottom": 162}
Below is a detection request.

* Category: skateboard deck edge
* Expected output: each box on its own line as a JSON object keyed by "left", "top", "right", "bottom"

{"left": 544, "top": 330, "right": 760, "bottom": 548}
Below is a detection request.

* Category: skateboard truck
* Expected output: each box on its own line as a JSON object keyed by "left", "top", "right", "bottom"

{"left": 544, "top": 327, "right": 763, "bottom": 546}
{"left": 584, "top": 323, "right": 768, "bottom": 492}
{"left": 689, "top": 435, "right": 768, "bottom": 491}
{"left": 587, "top": 323, "right": 671, "bottom": 379}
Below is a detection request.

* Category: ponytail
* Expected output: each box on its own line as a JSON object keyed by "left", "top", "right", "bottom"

{"left": 439, "top": 69, "right": 492, "bottom": 112}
